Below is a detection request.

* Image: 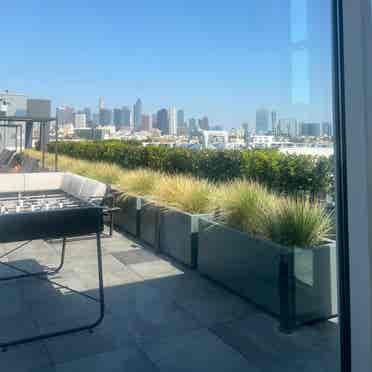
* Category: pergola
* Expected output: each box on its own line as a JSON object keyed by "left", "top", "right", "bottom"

{"left": 0, "top": 116, "right": 58, "bottom": 170}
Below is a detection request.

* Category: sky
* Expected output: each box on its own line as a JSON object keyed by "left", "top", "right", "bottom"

{"left": 1, "top": 0, "right": 333, "bottom": 128}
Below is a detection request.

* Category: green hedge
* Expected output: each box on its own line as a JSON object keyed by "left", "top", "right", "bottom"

{"left": 47, "top": 140, "right": 332, "bottom": 195}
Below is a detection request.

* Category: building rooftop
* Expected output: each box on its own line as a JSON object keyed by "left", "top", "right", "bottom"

{"left": 0, "top": 230, "right": 339, "bottom": 372}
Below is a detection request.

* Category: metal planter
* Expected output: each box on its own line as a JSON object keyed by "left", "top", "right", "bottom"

{"left": 114, "top": 194, "right": 141, "bottom": 237}
{"left": 159, "top": 208, "right": 212, "bottom": 268}
{"left": 198, "top": 218, "right": 338, "bottom": 332}
{"left": 139, "top": 199, "right": 161, "bottom": 251}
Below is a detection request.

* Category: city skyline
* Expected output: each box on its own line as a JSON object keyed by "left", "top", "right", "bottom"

{"left": 1, "top": 0, "right": 333, "bottom": 128}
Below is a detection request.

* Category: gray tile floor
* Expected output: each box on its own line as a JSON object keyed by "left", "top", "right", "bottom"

{"left": 0, "top": 231, "right": 340, "bottom": 372}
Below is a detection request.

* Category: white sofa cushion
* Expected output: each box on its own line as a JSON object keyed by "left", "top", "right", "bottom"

{"left": 0, "top": 174, "right": 26, "bottom": 193}
{"left": 79, "top": 178, "right": 107, "bottom": 202}
{"left": 61, "top": 173, "right": 86, "bottom": 199}
{"left": 24, "top": 172, "right": 64, "bottom": 192}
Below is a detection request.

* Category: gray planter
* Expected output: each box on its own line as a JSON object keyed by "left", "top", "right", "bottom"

{"left": 114, "top": 194, "right": 141, "bottom": 237}
{"left": 160, "top": 208, "right": 212, "bottom": 268}
{"left": 198, "top": 218, "right": 338, "bottom": 332}
{"left": 139, "top": 199, "right": 161, "bottom": 251}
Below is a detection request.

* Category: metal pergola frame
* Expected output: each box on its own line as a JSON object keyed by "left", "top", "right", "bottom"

{"left": 0, "top": 116, "right": 58, "bottom": 170}
{"left": 0, "top": 124, "right": 23, "bottom": 153}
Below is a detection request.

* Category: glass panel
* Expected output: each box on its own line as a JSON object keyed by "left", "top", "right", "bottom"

{"left": 0, "top": 0, "right": 341, "bottom": 371}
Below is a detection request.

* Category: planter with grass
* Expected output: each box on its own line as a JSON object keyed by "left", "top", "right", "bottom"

{"left": 159, "top": 207, "right": 212, "bottom": 267}
{"left": 138, "top": 198, "right": 161, "bottom": 250}
{"left": 154, "top": 175, "right": 215, "bottom": 267}
{"left": 114, "top": 193, "right": 141, "bottom": 237}
{"left": 197, "top": 181, "right": 338, "bottom": 332}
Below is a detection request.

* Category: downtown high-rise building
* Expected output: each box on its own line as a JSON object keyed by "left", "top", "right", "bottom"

{"left": 256, "top": 109, "right": 271, "bottom": 134}
{"left": 157, "top": 109, "right": 169, "bottom": 134}
{"left": 74, "top": 112, "right": 87, "bottom": 128}
{"left": 113, "top": 108, "right": 123, "bottom": 129}
{"left": 188, "top": 118, "right": 199, "bottom": 135}
{"left": 133, "top": 99, "right": 142, "bottom": 131}
{"left": 168, "top": 107, "right": 177, "bottom": 136}
{"left": 141, "top": 115, "right": 152, "bottom": 131}
{"left": 99, "top": 108, "right": 112, "bottom": 126}
{"left": 98, "top": 97, "right": 105, "bottom": 110}
{"left": 56, "top": 106, "right": 74, "bottom": 127}
{"left": 299, "top": 122, "right": 321, "bottom": 137}
{"left": 83, "top": 107, "right": 92, "bottom": 123}
{"left": 122, "top": 106, "right": 132, "bottom": 128}
{"left": 198, "top": 116, "right": 210, "bottom": 130}
{"left": 177, "top": 109, "right": 185, "bottom": 127}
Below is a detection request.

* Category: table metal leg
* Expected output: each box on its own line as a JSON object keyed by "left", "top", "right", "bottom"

{"left": 0, "top": 238, "right": 67, "bottom": 282}
{"left": 0, "top": 233, "right": 105, "bottom": 350}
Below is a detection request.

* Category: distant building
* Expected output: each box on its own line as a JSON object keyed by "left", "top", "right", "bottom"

{"left": 152, "top": 113, "right": 158, "bottom": 129}
{"left": 168, "top": 107, "right": 177, "bottom": 135}
{"left": 322, "top": 122, "right": 333, "bottom": 137}
{"left": 300, "top": 122, "right": 321, "bottom": 137}
{"left": 92, "top": 113, "right": 99, "bottom": 126}
{"left": 177, "top": 110, "right": 185, "bottom": 127}
{"left": 56, "top": 106, "right": 74, "bottom": 127}
{"left": 141, "top": 114, "right": 152, "bottom": 131}
{"left": 122, "top": 106, "right": 131, "bottom": 128}
{"left": 74, "top": 113, "right": 87, "bottom": 128}
{"left": 199, "top": 116, "right": 209, "bottom": 130}
{"left": 277, "top": 119, "right": 298, "bottom": 137}
{"left": 188, "top": 118, "right": 199, "bottom": 135}
{"left": 271, "top": 111, "right": 278, "bottom": 132}
{"left": 256, "top": 109, "right": 272, "bottom": 134}
{"left": 98, "top": 97, "right": 105, "bottom": 110}
{"left": 157, "top": 109, "right": 169, "bottom": 134}
{"left": 252, "top": 135, "right": 275, "bottom": 148}
{"left": 74, "top": 128, "right": 107, "bottom": 140}
{"left": 113, "top": 108, "right": 123, "bottom": 129}
{"left": 99, "top": 108, "right": 112, "bottom": 126}
{"left": 84, "top": 108, "right": 92, "bottom": 123}
{"left": 133, "top": 99, "right": 142, "bottom": 131}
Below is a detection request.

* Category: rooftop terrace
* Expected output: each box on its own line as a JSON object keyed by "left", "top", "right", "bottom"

{"left": 0, "top": 230, "right": 339, "bottom": 372}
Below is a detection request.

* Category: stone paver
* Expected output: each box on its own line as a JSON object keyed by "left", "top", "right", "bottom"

{"left": 0, "top": 230, "right": 339, "bottom": 372}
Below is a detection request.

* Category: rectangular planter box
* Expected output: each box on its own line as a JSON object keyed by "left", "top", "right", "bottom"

{"left": 139, "top": 199, "right": 161, "bottom": 251}
{"left": 114, "top": 194, "right": 141, "bottom": 237}
{"left": 198, "top": 218, "right": 338, "bottom": 332}
{"left": 159, "top": 208, "right": 212, "bottom": 268}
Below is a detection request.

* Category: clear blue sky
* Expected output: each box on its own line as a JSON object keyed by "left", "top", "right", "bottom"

{"left": 1, "top": 0, "right": 333, "bottom": 127}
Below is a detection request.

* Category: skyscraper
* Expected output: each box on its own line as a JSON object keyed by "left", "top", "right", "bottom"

{"left": 122, "top": 106, "right": 131, "bottom": 128}
{"left": 168, "top": 107, "right": 177, "bottom": 136}
{"left": 74, "top": 113, "right": 87, "bottom": 128}
{"left": 299, "top": 122, "right": 321, "bottom": 137}
{"left": 141, "top": 115, "right": 152, "bottom": 131}
{"left": 188, "top": 118, "right": 199, "bottom": 135}
{"left": 113, "top": 108, "right": 123, "bottom": 129}
{"left": 99, "top": 108, "right": 112, "bottom": 126}
{"left": 177, "top": 110, "right": 185, "bottom": 127}
{"left": 83, "top": 108, "right": 92, "bottom": 123}
{"left": 98, "top": 97, "right": 105, "bottom": 110}
{"left": 133, "top": 99, "right": 142, "bottom": 131}
{"left": 199, "top": 116, "right": 210, "bottom": 130}
{"left": 157, "top": 109, "right": 169, "bottom": 134}
{"left": 56, "top": 106, "right": 74, "bottom": 127}
{"left": 256, "top": 109, "right": 271, "bottom": 134}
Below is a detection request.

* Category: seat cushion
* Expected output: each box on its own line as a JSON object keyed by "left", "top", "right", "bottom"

{"left": 0, "top": 174, "right": 26, "bottom": 193}
{"left": 24, "top": 172, "right": 64, "bottom": 192}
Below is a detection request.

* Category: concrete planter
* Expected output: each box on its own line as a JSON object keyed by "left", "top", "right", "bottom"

{"left": 139, "top": 199, "right": 161, "bottom": 251}
{"left": 160, "top": 208, "right": 212, "bottom": 268}
{"left": 114, "top": 194, "right": 141, "bottom": 237}
{"left": 198, "top": 218, "right": 338, "bottom": 332}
